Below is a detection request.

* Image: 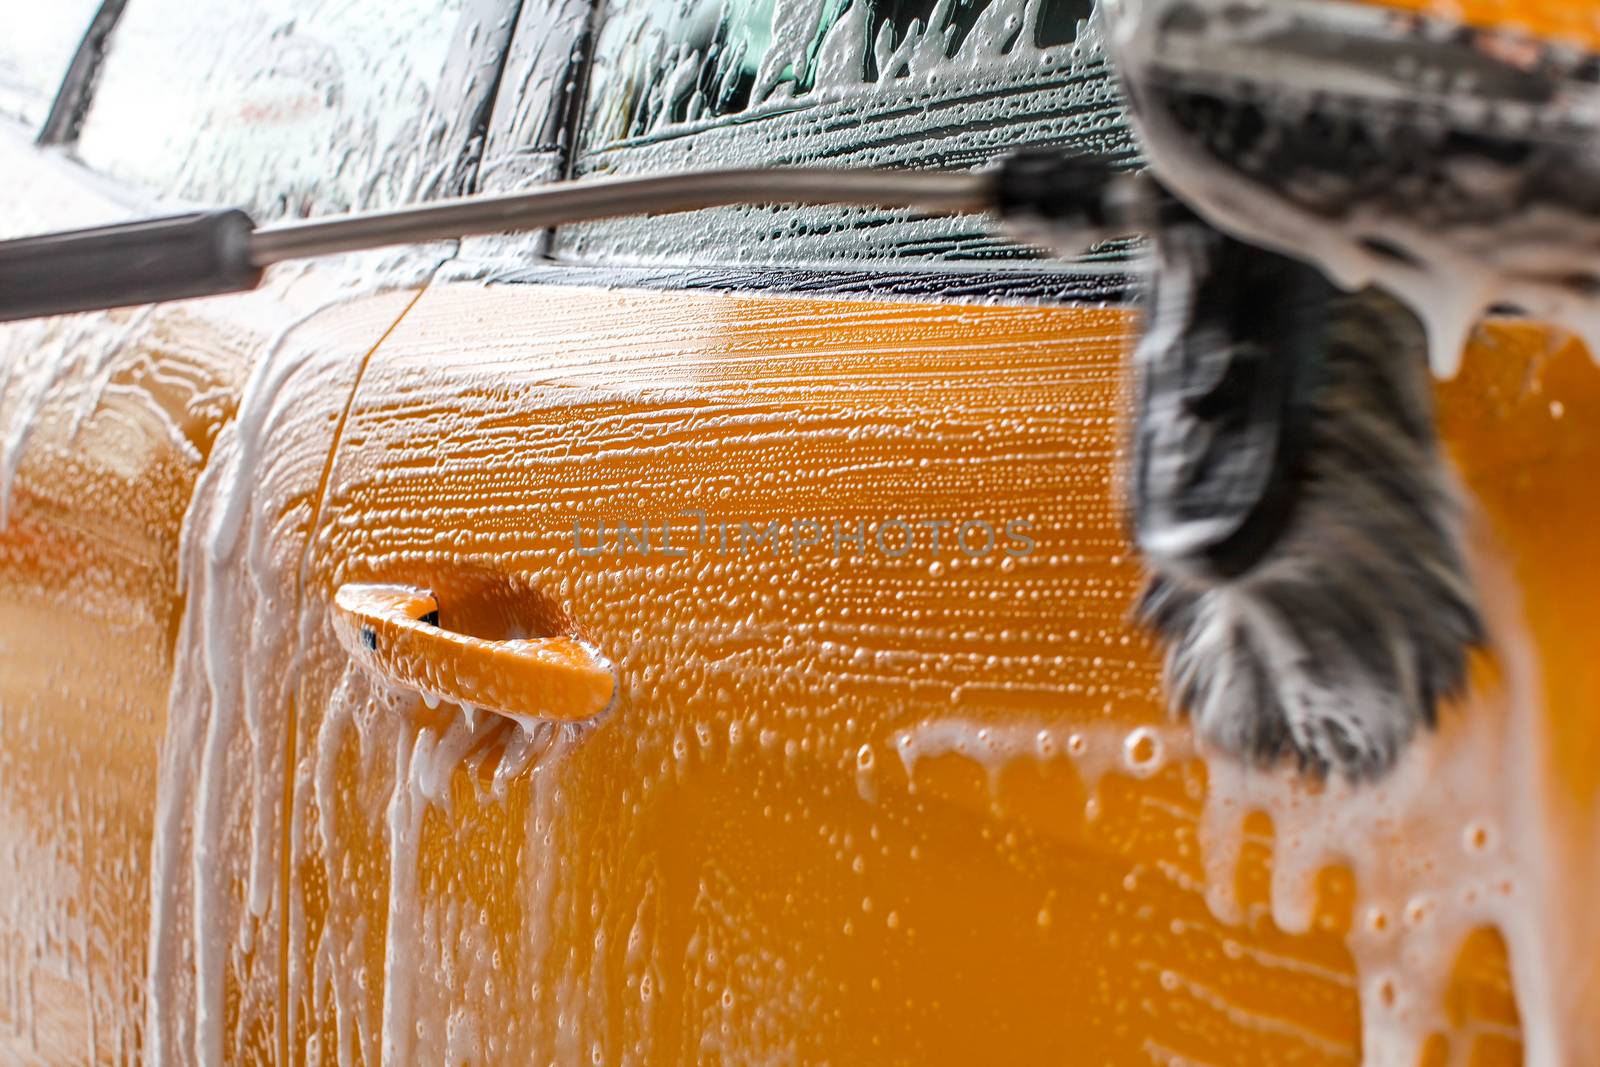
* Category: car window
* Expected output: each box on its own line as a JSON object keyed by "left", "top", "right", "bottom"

{"left": 546, "top": 0, "right": 1127, "bottom": 271}
{"left": 0, "top": 0, "right": 104, "bottom": 128}
{"left": 71, "top": 0, "right": 520, "bottom": 220}
{"left": 479, "top": 0, "right": 596, "bottom": 192}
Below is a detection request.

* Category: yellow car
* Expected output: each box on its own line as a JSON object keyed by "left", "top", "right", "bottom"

{"left": 1, "top": 0, "right": 1597, "bottom": 1063}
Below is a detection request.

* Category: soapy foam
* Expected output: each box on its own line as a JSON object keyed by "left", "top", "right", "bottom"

{"left": 558, "top": 0, "right": 1131, "bottom": 272}
{"left": 148, "top": 249, "right": 447, "bottom": 1065}
{"left": 287, "top": 648, "right": 577, "bottom": 1064}
{"left": 896, "top": 535, "right": 1563, "bottom": 1064}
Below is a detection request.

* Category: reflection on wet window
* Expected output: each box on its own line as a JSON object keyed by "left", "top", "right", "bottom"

{"left": 74, "top": 0, "right": 515, "bottom": 219}
{"left": 582, "top": 0, "right": 1096, "bottom": 149}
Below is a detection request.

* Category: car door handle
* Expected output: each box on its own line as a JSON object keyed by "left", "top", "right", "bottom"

{"left": 331, "top": 583, "right": 616, "bottom": 723}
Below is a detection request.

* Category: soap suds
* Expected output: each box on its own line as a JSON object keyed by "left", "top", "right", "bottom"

{"left": 147, "top": 250, "right": 445, "bottom": 1066}
{"left": 897, "top": 538, "right": 1566, "bottom": 1064}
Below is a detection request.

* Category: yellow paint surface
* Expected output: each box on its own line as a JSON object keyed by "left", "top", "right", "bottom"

{"left": 273, "top": 283, "right": 1600, "bottom": 1064}
{"left": 4, "top": 1, "right": 1600, "bottom": 1052}
{"left": 1367, "top": 0, "right": 1600, "bottom": 49}
{"left": 2, "top": 275, "right": 1596, "bottom": 1062}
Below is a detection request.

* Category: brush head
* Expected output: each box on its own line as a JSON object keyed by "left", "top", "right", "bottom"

{"left": 1131, "top": 221, "right": 1324, "bottom": 581}
{"left": 1132, "top": 223, "right": 1485, "bottom": 780}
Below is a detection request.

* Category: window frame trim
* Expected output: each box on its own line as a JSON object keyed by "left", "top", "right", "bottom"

{"left": 35, "top": 0, "right": 129, "bottom": 146}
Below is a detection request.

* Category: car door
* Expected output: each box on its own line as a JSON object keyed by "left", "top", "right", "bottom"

{"left": 298, "top": 298, "right": 1572, "bottom": 1066}
{"left": 280, "top": 0, "right": 1600, "bottom": 1063}
{"left": 0, "top": 1, "right": 520, "bottom": 1061}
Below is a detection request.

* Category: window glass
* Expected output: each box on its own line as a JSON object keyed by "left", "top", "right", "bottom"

{"left": 555, "top": 0, "right": 1124, "bottom": 270}
{"left": 479, "top": 0, "right": 596, "bottom": 192}
{"left": 582, "top": 0, "right": 1092, "bottom": 144}
{"left": 0, "top": 1, "right": 103, "bottom": 127}
{"left": 74, "top": 0, "right": 517, "bottom": 220}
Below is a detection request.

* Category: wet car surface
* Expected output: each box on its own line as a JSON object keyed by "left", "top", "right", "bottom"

{"left": 3, "top": 0, "right": 1600, "bottom": 1063}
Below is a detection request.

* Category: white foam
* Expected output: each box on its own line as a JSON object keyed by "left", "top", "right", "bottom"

{"left": 146, "top": 248, "right": 448, "bottom": 1065}
{"left": 896, "top": 536, "right": 1581, "bottom": 1062}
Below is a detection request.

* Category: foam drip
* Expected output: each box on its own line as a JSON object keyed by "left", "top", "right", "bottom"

{"left": 894, "top": 544, "right": 1572, "bottom": 1062}
{"left": 893, "top": 715, "right": 1194, "bottom": 797}
{"left": 148, "top": 250, "right": 447, "bottom": 1065}
{"left": 294, "top": 656, "right": 575, "bottom": 1065}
